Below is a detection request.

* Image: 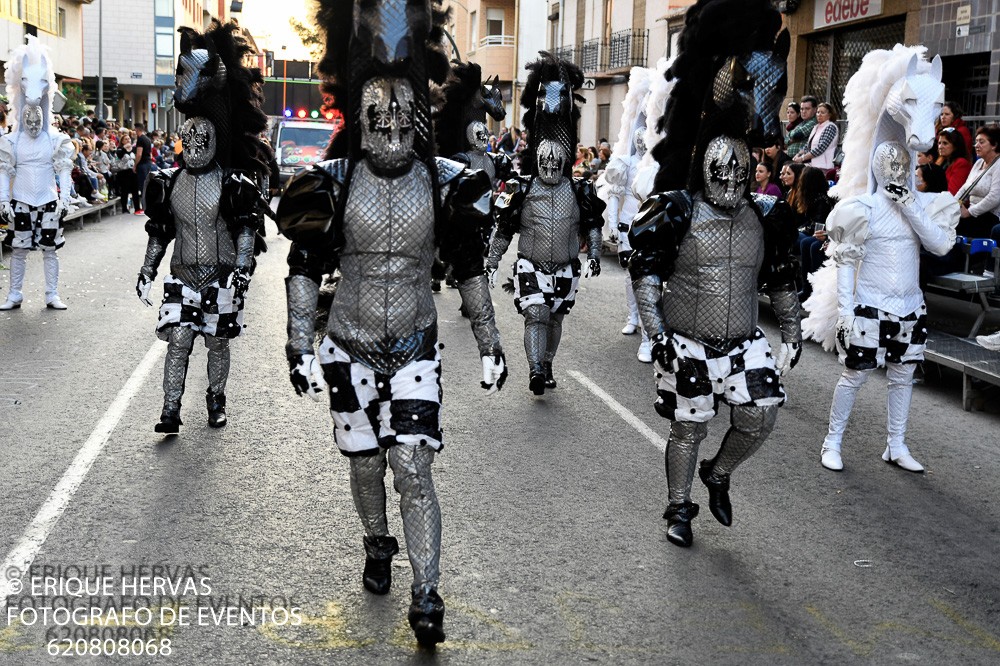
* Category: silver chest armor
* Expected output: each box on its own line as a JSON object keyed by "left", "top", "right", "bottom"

{"left": 662, "top": 196, "right": 764, "bottom": 342}
{"left": 327, "top": 160, "right": 438, "bottom": 374}
{"left": 169, "top": 167, "right": 236, "bottom": 291}
{"left": 855, "top": 197, "right": 925, "bottom": 317}
{"left": 464, "top": 151, "right": 495, "bottom": 183}
{"left": 518, "top": 179, "right": 581, "bottom": 272}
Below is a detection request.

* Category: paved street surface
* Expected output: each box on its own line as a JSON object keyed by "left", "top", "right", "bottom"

{"left": 1, "top": 209, "right": 998, "bottom": 665}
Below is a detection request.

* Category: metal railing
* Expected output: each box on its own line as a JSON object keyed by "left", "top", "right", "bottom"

{"left": 579, "top": 38, "right": 606, "bottom": 73}
{"left": 479, "top": 34, "right": 515, "bottom": 47}
{"left": 608, "top": 29, "right": 648, "bottom": 70}
{"left": 551, "top": 45, "right": 577, "bottom": 67}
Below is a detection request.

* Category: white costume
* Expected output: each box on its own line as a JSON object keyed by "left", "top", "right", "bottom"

{"left": 0, "top": 36, "right": 74, "bottom": 310}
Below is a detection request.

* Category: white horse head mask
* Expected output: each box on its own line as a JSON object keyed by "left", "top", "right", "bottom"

{"left": 883, "top": 53, "right": 944, "bottom": 154}
{"left": 4, "top": 35, "right": 56, "bottom": 138}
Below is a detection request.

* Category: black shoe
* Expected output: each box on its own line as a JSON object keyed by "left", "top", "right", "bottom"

{"left": 206, "top": 391, "right": 227, "bottom": 428}
{"left": 154, "top": 407, "right": 182, "bottom": 434}
{"left": 431, "top": 279, "right": 441, "bottom": 293}
{"left": 362, "top": 535, "right": 399, "bottom": 595}
{"left": 528, "top": 373, "right": 546, "bottom": 395}
{"left": 408, "top": 587, "right": 445, "bottom": 648}
{"left": 663, "top": 502, "right": 699, "bottom": 548}
{"left": 542, "top": 362, "right": 556, "bottom": 388}
{"left": 698, "top": 460, "right": 732, "bottom": 526}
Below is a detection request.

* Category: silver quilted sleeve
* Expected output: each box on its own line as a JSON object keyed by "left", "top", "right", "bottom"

{"left": 286, "top": 274, "right": 320, "bottom": 360}
{"left": 633, "top": 274, "right": 667, "bottom": 337}
{"left": 487, "top": 230, "right": 513, "bottom": 271}
{"left": 139, "top": 236, "right": 167, "bottom": 280}
{"left": 768, "top": 288, "right": 802, "bottom": 344}
{"left": 585, "top": 225, "right": 602, "bottom": 261}
{"left": 457, "top": 275, "right": 503, "bottom": 357}
{"left": 234, "top": 225, "right": 255, "bottom": 271}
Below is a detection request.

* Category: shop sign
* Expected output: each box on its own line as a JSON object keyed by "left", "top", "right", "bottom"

{"left": 814, "top": 0, "right": 883, "bottom": 29}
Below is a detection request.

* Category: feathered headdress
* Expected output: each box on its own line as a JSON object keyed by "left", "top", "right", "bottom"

{"left": 520, "top": 52, "right": 585, "bottom": 178}
{"left": 650, "top": 0, "right": 784, "bottom": 194}
{"left": 434, "top": 61, "right": 505, "bottom": 158}
{"left": 175, "top": 21, "right": 272, "bottom": 174}
{"left": 313, "top": 0, "right": 451, "bottom": 160}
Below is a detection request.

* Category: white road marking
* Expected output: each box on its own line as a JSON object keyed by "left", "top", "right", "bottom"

{"left": 1, "top": 342, "right": 164, "bottom": 608}
{"left": 568, "top": 370, "right": 668, "bottom": 452}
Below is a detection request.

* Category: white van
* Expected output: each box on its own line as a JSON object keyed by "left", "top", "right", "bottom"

{"left": 271, "top": 118, "right": 338, "bottom": 183}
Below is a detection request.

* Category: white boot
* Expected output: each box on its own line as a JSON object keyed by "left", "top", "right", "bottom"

{"left": 821, "top": 368, "right": 871, "bottom": 471}
{"left": 636, "top": 331, "right": 652, "bottom": 363}
{"left": 883, "top": 363, "right": 923, "bottom": 472}
{"left": 0, "top": 247, "right": 27, "bottom": 310}
{"left": 976, "top": 330, "right": 1000, "bottom": 351}
{"left": 42, "top": 249, "right": 66, "bottom": 309}
{"left": 821, "top": 446, "right": 843, "bottom": 471}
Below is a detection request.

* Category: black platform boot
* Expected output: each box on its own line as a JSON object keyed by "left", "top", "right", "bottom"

{"left": 663, "top": 502, "right": 699, "bottom": 548}
{"left": 408, "top": 586, "right": 445, "bottom": 648}
{"left": 542, "top": 361, "right": 556, "bottom": 388}
{"left": 528, "top": 373, "right": 546, "bottom": 395}
{"left": 698, "top": 459, "right": 732, "bottom": 526}
{"left": 154, "top": 406, "right": 182, "bottom": 434}
{"left": 206, "top": 391, "right": 227, "bottom": 428}
{"left": 362, "top": 535, "right": 399, "bottom": 595}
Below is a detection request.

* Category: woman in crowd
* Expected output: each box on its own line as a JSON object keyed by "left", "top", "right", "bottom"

{"left": 937, "top": 101, "right": 973, "bottom": 156}
{"left": 793, "top": 102, "right": 839, "bottom": 176}
{"left": 956, "top": 124, "right": 1000, "bottom": 242}
{"left": 789, "top": 166, "right": 834, "bottom": 299}
{"left": 937, "top": 127, "right": 972, "bottom": 196}
{"left": 778, "top": 161, "right": 804, "bottom": 200}
{"left": 764, "top": 135, "right": 790, "bottom": 176}
{"left": 916, "top": 163, "right": 948, "bottom": 194}
{"left": 113, "top": 134, "right": 139, "bottom": 214}
{"left": 783, "top": 101, "right": 804, "bottom": 156}
{"left": 753, "top": 161, "right": 782, "bottom": 197}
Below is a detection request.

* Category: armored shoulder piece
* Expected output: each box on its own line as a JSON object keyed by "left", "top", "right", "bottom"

{"left": 276, "top": 160, "right": 345, "bottom": 245}
{"left": 439, "top": 167, "right": 493, "bottom": 282}
{"left": 572, "top": 177, "right": 607, "bottom": 232}
{"left": 627, "top": 190, "right": 694, "bottom": 281}
{"left": 51, "top": 132, "right": 75, "bottom": 174}
{"left": 826, "top": 196, "right": 873, "bottom": 265}
{"left": 143, "top": 168, "right": 179, "bottom": 241}
{"left": 434, "top": 157, "right": 466, "bottom": 186}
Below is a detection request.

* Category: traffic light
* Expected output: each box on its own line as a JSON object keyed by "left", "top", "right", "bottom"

{"left": 151, "top": 102, "right": 157, "bottom": 112}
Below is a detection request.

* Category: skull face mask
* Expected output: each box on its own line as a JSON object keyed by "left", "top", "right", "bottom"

{"left": 361, "top": 76, "right": 415, "bottom": 171}
{"left": 22, "top": 105, "right": 43, "bottom": 138}
{"left": 702, "top": 136, "right": 750, "bottom": 209}
{"left": 536, "top": 139, "right": 566, "bottom": 185}
{"left": 872, "top": 141, "right": 910, "bottom": 195}
{"left": 180, "top": 117, "right": 217, "bottom": 169}
{"left": 633, "top": 128, "right": 646, "bottom": 157}
{"left": 466, "top": 121, "right": 489, "bottom": 152}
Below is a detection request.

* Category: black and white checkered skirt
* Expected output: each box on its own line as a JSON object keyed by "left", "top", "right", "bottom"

{"left": 836, "top": 304, "right": 928, "bottom": 370}
{"left": 317, "top": 337, "right": 443, "bottom": 457}
{"left": 512, "top": 256, "right": 581, "bottom": 315}
{"left": 155, "top": 274, "right": 246, "bottom": 340}
{"left": 5, "top": 200, "right": 63, "bottom": 250}
{"left": 654, "top": 328, "right": 785, "bottom": 423}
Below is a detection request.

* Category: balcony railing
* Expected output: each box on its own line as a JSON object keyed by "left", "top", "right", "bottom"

{"left": 608, "top": 29, "right": 648, "bottom": 70}
{"left": 552, "top": 45, "right": 577, "bottom": 66}
{"left": 480, "top": 34, "right": 515, "bottom": 47}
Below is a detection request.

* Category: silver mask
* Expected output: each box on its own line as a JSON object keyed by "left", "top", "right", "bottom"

{"left": 361, "top": 77, "right": 415, "bottom": 171}
{"left": 22, "top": 105, "right": 43, "bottom": 138}
{"left": 872, "top": 141, "right": 910, "bottom": 195}
{"left": 466, "top": 121, "right": 489, "bottom": 152}
{"left": 180, "top": 117, "right": 217, "bottom": 169}
{"left": 702, "top": 136, "right": 750, "bottom": 209}
{"left": 536, "top": 139, "right": 566, "bottom": 185}
{"left": 633, "top": 128, "right": 646, "bottom": 157}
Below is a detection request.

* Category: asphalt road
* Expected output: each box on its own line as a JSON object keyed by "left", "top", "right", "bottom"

{"left": 0, "top": 208, "right": 998, "bottom": 665}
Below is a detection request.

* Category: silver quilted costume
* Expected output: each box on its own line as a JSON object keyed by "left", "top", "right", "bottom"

{"left": 487, "top": 171, "right": 605, "bottom": 391}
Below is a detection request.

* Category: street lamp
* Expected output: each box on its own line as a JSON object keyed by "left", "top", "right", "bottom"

{"left": 281, "top": 45, "right": 288, "bottom": 113}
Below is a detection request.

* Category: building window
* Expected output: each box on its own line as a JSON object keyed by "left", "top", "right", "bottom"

{"left": 156, "top": 25, "right": 175, "bottom": 77}
{"left": 57, "top": 7, "right": 64, "bottom": 37}
{"left": 470, "top": 10, "right": 478, "bottom": 47}
{"left": 548, "top": 11, "right": 559, "bottom": 49}
{"left": 155, "top": 0, "right": 174, "bottom": 17}
{"left": 23, "top": 0, "right": 58, "bottom": 35}
{"left": 0, "top": 0, "right": 18, "bottom": 21}
{"left": 486, "top": 8, "right": 504, "bottom": 37}
{"left": 598, "top": 104, "right": 611, "bottom": 144}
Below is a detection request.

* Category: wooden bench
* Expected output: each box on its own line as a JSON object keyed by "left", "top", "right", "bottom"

{"left": 923, "top": 329, "right": 1000, "bottom": 411}
{"left": 63, "top": 197, "right": 122, "bottom": 231}
{"left": 925, "top": 238, "right": 1000, "bottom": 338}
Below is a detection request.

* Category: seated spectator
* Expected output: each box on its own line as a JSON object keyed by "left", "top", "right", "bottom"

{"left": 764, "top": 136, "right": 790, "bottom": 175}
{"left": 937, "top": 102, "right": 973, "bottom": 157}
{"left": 778, "top": 162, "right": 804, "bottom": 200}
{"left": 956, "top": 124, "right": 1000, "bottom": 244}
{"left": 754, "top": 161, "right": 782, "bottom": 197}
{"left": 788, "top": 166, "right": 834, "bottom": 299}
{"left": 937, "top": 127, "right": 972, "bottom": 196}
{"left": 916, "top": 163, "right": 948, "bottom": 193}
